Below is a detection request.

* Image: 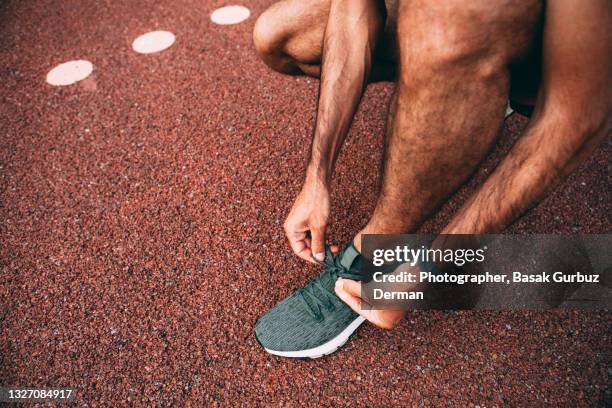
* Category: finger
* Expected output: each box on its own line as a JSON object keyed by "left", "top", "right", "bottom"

{"left": 335, "top": 281, "right": 363, "bottom": 311}
{"left": 335, "top": 282, "right": 377, "bottom": 322}
{"left": 336, "top": 278, "right": 361, "bottom": 298}
{"left": 284, "top": 228, "right": 305, "bottom": 248}
{"left": 286, "top": 231, "right": 305, "bottom": 253}
{"left": 336, "top": 280, "right": 392, "bottom": 329}
{"left": 293, "top": 238, "right": 317, "bottom": 263}
{"left": 297, "top": 248, "right": 318, "bottom": 263}
{"left": 287, "top": 231, "right": 317, "bottom": 264}
{"left": 310, "top": 226, "right": 326, "bottom": 262}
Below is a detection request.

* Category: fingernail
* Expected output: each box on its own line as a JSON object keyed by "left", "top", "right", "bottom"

{"left": 314, "top": 252, "right": 324, "bottom": 261}
{"left": 335, "top": 278, "right": 343, "bottom": 290}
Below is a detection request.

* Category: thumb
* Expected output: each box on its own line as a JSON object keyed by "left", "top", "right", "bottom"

{"left": 336, "top": 278, "right": 362, "bottom": 298}
{"left": 310, "top": 225, "right": 326, "bottom": 262}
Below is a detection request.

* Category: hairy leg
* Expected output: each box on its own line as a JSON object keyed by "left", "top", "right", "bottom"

{"left": 253, "top": 0, "right": 398, "bottom": 80}
{"left": 354, "top": 0, "right": 543, "bottom": 248}
{"left": 339, "top": 0, "right": 610, "bottom": 329}
{"left": 443, "top": 0, "right": 611, "bottom": 234}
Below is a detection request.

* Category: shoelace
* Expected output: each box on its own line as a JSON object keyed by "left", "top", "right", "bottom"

{"left": 296, "top": 246, "right": 366, "bottom": 321}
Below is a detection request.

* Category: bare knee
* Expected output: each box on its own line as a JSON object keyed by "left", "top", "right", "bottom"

{"left": 253, "top": 0, "right": 329, "bottom": 75}
{"left": 396, "top": 0, "right": 541, "bottom": 85}
{"left": 397, "top": 32, "right": 505, "bottom": 91}
{"left": 254, "top": 4, "right": 313, "bottom": 75}
{"left": 253, "top": 8, "right": 287, "bottom": 70}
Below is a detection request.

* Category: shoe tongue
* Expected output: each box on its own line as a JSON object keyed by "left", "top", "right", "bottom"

{"left": 339, "top": 242, "right": 361, "bottom": 270}
{"left": 318, "top": 243, "right": 365, "bottom": 291}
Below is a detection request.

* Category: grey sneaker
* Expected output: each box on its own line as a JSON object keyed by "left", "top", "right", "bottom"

{"left": 255, "top": 243, "right": 369, "bottom": 358}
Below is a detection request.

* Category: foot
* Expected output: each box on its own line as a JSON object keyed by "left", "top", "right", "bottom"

{"left": 255, "top": 243, "right": 369, "bottom": 358}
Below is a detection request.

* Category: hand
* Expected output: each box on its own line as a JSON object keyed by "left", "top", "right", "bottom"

{"left": 284, "top": 175, "right": 337, "bottom": 263}
{"left": 335, "top": 278, "right": 406, "bottom": 329}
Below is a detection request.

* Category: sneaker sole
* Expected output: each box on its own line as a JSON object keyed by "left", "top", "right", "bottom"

{"left": 262, "top": 316, "right": 366, "bottom": 359}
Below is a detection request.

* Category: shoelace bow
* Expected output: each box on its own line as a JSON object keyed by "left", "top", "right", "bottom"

{"left": 296, "top": 246, "right": 366, "bottom": 321}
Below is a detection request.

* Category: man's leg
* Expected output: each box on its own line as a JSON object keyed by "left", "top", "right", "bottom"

{"left": 338, "top": 0, "right": 610, "bottom": 329}
{"left": 354, "top": 0, "right": 544, "bottom": 248}
{"left": 441, "top": 0, "right": 611, "bottom": 234}
{"left": 337, "top": 0, "right": 542, "bottom": 329}
{"left": 253, "top": 0, "right": 398, "bottom": 79}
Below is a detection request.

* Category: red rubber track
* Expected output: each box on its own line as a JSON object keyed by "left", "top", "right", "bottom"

{"left": 1, "top": 0, "right": 610, "bottom": 405}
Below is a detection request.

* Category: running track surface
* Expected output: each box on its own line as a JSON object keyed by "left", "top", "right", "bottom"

{"left": 1, "top": 1, "right": 610, "bottom": 405}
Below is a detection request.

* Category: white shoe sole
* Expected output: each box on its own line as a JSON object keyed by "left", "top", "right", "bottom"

{"left": 263, "top": 316, "right": 366, "bottom": 359}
